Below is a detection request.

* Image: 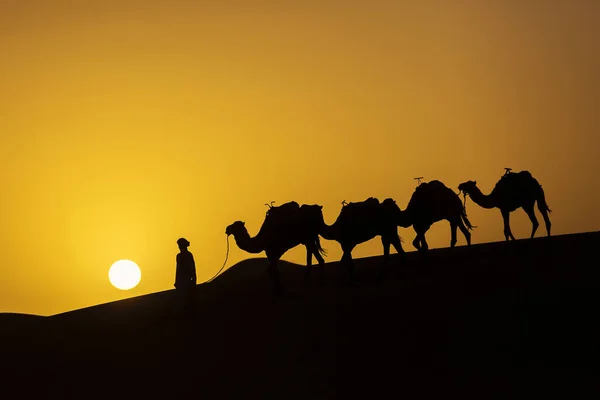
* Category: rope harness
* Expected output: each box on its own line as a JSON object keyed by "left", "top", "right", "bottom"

{"left": 204, "top": 234, "right": 231, "bottom": 284}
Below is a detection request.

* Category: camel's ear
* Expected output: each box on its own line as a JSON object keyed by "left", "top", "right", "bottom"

{"left": 319, "top": 205, "right": 323, "bottom": 209}
{"left": 474, "top": 181, "right": 477, "bottom": 185}
{"left": 242, "top": 221, "right": 245, "bottom": 225}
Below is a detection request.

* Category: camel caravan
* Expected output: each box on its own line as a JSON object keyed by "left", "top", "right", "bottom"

{"left": 225, "top": 168, "right": 552, "bottom": 293}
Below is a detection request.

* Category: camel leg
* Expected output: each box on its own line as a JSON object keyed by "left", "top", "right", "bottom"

{"left": 450, "top": 221, "right": 458, "bottom": 248}
{"left": 413, "top": 225, "right": 429, "bottom": 266}
{"left": 377, "top": 236, "right": 391, "bottom": 285}
{"left": 305, "top": 241, "right": 326, "bottom": 285}
{"left": 412, "top": 232, "right": 421, "bottom": 251}
{"left": 456, "top": 217, "right": 471, "bottom": 246}
{"left": 341, "top": 247, "right": 356, "bottom": 285}
{"left": 523, "top": 204, "right": 539, "bottom": 239}
{"left": 413, "top": 233, "right": 427, "bottom": 252}
{"left": 390, "top": 232, "right": 406, "bottom": 265}
{"left": 304, "top": 246, "right": 313, "bottom": 284}
{"left": 312, "top": 245, "right": 327, "bottom": 285}
{"left": 540, "top": 207, "right": 552, "bottom": 237}
{"left": 501, "top": 210, "right": 516, "bottom": 241}
{"left": 415, "top": 225, "right": 429, "bottom": 252}
{"left": 266, "top": 256, "right": 283, "bottom": 295}
{"left": 420, "top": 234, "right": 429, "bottom": 252}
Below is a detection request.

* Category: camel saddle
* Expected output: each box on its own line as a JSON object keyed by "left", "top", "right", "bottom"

{"left": 265, "top": 201, "right": 301, "bottom": 221}
{"left": 341, "top": 197, "right": 380, "bottom": 216}
{"left": 496, "top": 170, "right": 533, "bottom": 189}
{"left": 413, "top": 180, "right": 445, "bottom": 197}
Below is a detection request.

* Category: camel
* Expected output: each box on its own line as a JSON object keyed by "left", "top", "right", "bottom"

{"left": 225, "top": 201, "right": 327, "bottom": 294}
{"left": 458, "top": 168, "right": 552, "bottom": 241}
{"left": 316, "top": 197, "right": 405, "bottom": 283}
{"left": 396, "top": 180, "right": 475, "bottom": 252}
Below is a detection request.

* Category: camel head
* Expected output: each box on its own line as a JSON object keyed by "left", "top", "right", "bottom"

{"left": 458, "top": 180, "right": 477, "bottom": 196}
{"left": 225, "top": 221, "right": 247, "bottom": 236}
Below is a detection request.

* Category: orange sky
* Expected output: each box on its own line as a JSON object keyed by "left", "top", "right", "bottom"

{"left": 1, "top": 1, "right": 599, "bottom": 316}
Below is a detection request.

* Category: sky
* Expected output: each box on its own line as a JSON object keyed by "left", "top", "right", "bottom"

{"left": 1, "top": 0, "right": 599, "bottom": 316}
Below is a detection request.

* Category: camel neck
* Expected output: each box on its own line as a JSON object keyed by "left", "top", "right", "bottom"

{"left": 232, "top": 229, "right": 265, "bottom": 254}
{"left": 397, "top": 208, "right": 413, "bottom": 228}
{"left": 319, "top": 220, "right": 338, "bottom": 241}
{"left": 468, "top": 186, "right": 496, "bottom": 209}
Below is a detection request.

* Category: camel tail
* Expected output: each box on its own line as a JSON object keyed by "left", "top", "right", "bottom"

{"left": 315, "top": 235, "right": 327, "bottom": 257}
{"left": 536, "top": 183, "right": 552, "bottom": 214}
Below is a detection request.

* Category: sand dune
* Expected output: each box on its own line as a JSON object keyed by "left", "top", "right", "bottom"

{"left": 2, "top": 231, "right": 600, "bottom": 398}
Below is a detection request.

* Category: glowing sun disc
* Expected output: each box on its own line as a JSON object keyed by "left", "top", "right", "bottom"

{"left": 109, "top": 260, "right": 141, "bottom": 290}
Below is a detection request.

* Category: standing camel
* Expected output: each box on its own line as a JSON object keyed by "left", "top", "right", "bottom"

{"left": 316, "top": 197, "right": 405, "bottom": 283}
{"left": 458, "top": 168, "right": 552, "bottom": 241}
{"left": 225, "top": 201, "right": 327, "bottom": 294}
{"left": 397, "top": 180, "right": 475, "bottom": 253}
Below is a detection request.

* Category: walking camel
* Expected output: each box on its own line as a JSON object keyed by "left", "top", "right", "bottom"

{"left": 316, "top": 197, "right": 406, "bottom": 283}
{"left": 225, "top": 201, "right": 327, "bottom": 294}
{"left": 397, "top": 179, "right": 475, "bottom": 253}
{"left": 458, "top": 168, "right": 552, "bottom": 241}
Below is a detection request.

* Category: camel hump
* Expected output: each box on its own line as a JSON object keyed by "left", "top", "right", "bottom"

{"left": 278, "top": 201, "right": 300, "bottom": 209}
{"left": 266, "top": 201, "right": 300, "bottom": 219}
{"left": 365, "top": 197, "right": 380, "bottom": 206}
{"left": 340, "top": 197, "right": 380, "bottom": 216}
{"left": 381, "top": 198, "right": 400, "bottom": 214}
{"left": 415, "top": 179, "right": 448, "bottom": 194}
{"left": 348, "top": 197, "right": 380, "bottom": 207}
{"left": 300, "top": 203, "right": 323, "bottom": 213}
{"left": 425, "top": 179, "right": 446, "bottom": 188}
{"left": 518, "top": 170, "right": 533, "bottom": 179}
{"left": 431, "top": 180, "right": 455, "bottom": 194}
{"left": 497, "top": 170, "right": 534, "bottom": 188}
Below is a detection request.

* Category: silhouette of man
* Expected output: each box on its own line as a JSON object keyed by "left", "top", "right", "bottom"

{"left": 174, "top": 237, "right": 196, "bottom": 312}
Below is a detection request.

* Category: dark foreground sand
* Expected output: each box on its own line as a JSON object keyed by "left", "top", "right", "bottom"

{"left": 2, "top": 231, "right": 600, "bottom": 398}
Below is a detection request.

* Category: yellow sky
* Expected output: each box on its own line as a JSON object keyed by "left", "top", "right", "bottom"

{"left": 1, "top": 1, "right": 599, "bottom": 316}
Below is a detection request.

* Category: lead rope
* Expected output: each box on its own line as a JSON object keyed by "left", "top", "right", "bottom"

{"left": 204, "top": 234, "right": 230, "bottom": 284}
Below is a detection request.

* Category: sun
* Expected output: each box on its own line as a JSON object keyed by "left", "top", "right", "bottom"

{"left": 108, "top": 260, "right": 141, "bottom": 290}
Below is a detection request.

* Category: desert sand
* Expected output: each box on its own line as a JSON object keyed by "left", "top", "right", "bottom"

{"left": 2, "top": 231, "right": 600, "bottom": 398}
